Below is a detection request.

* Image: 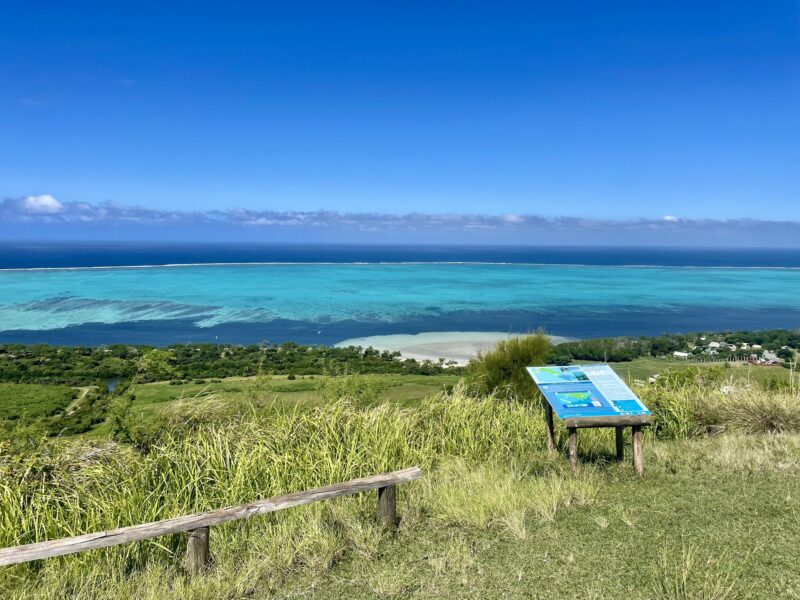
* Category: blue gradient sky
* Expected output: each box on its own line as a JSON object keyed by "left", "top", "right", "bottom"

{"left": 1, "top": 1, "right": 799, "bottom": 242}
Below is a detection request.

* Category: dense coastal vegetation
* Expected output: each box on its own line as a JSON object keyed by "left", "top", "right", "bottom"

{"left": 0, "top": 330, "right": 799, "bottom": 598}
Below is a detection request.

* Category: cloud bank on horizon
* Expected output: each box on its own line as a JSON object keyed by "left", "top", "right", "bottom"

{"left": 2, "top": 194, "right": 799, "bottom": 247}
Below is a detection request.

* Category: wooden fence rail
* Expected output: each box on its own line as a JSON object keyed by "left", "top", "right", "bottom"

{"left": 0, "top": 466, "right": 423, "bottom": 574}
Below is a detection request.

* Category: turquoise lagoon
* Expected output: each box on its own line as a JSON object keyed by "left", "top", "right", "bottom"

{"left": 0, "top": 263, "right": 798, "bottom": 345}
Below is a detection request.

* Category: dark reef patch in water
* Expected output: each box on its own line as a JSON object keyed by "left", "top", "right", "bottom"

{"left": 1, "top": 307, "right": 799, "bottom": 347}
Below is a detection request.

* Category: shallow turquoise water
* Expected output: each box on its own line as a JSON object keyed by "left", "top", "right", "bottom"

{"left": 0, "top": 264, "right": 798, "bottom": 339}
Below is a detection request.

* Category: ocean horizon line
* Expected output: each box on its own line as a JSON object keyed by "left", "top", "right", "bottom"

{"left": 3, "top": 260, "right": 800, "bottom": 273}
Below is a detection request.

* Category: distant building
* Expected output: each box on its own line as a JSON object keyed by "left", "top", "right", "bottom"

{"left": 708, "top": 341, "right": 721, "bottom": 349}
{"left": 673, "top": 351, "right": 691, "bottom": 359}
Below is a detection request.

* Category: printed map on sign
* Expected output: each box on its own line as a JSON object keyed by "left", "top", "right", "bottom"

{"left": 526, "top": 365, "right": 650, "bottom": 419}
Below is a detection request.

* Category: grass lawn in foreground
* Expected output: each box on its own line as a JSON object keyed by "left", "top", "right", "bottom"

{"left": 3, "top": 381, "right": 800, "bottom": 599}
{"left": 278, "top": 434, "right": 800, "bottom": 599}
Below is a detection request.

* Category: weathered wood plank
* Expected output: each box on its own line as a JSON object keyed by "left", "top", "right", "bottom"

{"left": 564, "top": 415, "right": 653, "bottom": 429}
{"left": 0, "top": 467, "right": 422, "bottom": 567}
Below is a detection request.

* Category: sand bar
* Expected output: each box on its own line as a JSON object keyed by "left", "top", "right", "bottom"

{"left": 335, "top": 331, "right": 574, "bottom": 365}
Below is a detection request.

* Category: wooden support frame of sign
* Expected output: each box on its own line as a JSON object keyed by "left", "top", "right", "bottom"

{"left": 544, "top": 410, "right": 652, "bottom": 475}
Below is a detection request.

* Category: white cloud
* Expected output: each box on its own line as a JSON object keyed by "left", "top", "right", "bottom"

{"left": 1, "top": 195, "right": 799, "bottom": 246}
{"left": 21, "top": 194, "right": 64, "bottom": 214}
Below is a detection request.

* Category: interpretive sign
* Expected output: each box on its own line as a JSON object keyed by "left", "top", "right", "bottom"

{"left": 526, "top": 364, "right": 650, "bottom": 420}
{"left": 526, "top": 364, "right": 652, "bottom": 475}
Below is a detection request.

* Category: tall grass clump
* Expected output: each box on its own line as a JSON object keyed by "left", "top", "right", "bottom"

{"left": 719, "top": 388, "right": 800, "bottom": 434}
{"left": 652, "top": 538, "right": 749, "bottom": 600}
{"left": 467, "top": 332, "right": 552, "bottom": 401}
{"left": 0, "top": 384, "right": 549, "bottom": 597}
{"left": 637, "top": 367, "right": 800, "bottom": 439}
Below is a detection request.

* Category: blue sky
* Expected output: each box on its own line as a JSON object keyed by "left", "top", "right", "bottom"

{"left": 1, "top": 1, "right": 798, "bottom": 243}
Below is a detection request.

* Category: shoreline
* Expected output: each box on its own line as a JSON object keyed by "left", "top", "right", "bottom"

{"left": 336, "top": 331, "right": 575, "bottom": 366}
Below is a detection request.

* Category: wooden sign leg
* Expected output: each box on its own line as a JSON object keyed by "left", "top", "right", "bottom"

{"left": 568, "top": 427, "right": 578, "bottom": 473}
{"left": 615, "top": 426, "right": 624, "bottom": 461}
{"left": 631, "top": 425, "right": 644, "bottom": 476}
{"left": 545, "top": 404, "right": 556, "bottom": 453}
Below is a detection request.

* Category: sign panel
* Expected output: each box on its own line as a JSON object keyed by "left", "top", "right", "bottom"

{"left": 526, "top": 364, "right": 650, "bottom": 420}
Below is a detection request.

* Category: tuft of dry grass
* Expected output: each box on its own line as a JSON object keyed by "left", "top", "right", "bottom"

{"left": 418, "top": 458, "right": 597, "bottom": 535}
{"left": 718, "top": 388, "right": 800, "bottom": 434}
{"left": 652, "top": 539, "right": 751, "bottom": 600}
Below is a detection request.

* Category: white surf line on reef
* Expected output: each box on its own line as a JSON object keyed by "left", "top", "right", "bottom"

{"left": 2, "top": 263, "right": 798, "bottom": 273}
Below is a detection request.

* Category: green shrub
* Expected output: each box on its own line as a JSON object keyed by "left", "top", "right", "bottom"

{"left": 466, "top": 333, "right": 551, "bottom": 401}
{"left": 639, "top": 384, "right": 705, "bottom": 439}
{"left": 317, "top": 371, "right": 388, "bottom": 407}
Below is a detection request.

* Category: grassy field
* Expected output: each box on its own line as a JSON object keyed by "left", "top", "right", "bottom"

{"left": 0, "top": 382, "right": 75, "bottom": 420}
{"left": 2, "top": 363, "right": 800, "bottom": 598}
{"left": 0, "top": 355, "right": 793, "bottom": 441}
{"left": 130, "top": 373, "right": 460, "bottom": 416}
{"left": 3, "top": 395, "right": 799, "bottom": 599}
{"left": 122, "top": 361, "right": 793, "bottom": 423}
{"left": 281, "top": 435, "right": 800, "bottom": 599}
{"left": 606, "top": 356, "right": 791, "bottom": 385}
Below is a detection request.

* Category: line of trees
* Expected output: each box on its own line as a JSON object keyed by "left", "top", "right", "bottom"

{"left": 0, "top": 341, "right": 461, "bottom": 386}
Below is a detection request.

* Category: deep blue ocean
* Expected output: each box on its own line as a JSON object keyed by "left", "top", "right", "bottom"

{"left": 1, "top": 243, "right": 798, "bottom": 346}
{"left": 3, "top": 242, "right": 800, "bottom": 269}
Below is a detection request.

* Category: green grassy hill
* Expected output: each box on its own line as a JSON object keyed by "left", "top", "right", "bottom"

{"left": 1, "top": 371, "right": 799, "bottom": 599}
{"left": 1, "top": 336, "right": 799, "bottom": 599}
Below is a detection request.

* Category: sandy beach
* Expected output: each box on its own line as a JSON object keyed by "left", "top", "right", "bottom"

{"left": 335, "top": 331, "right": 574, "bottom": 365}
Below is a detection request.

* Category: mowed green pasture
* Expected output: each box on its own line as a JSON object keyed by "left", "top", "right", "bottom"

{"left": 0, "top": 383, "right": 75, "bottom": 420}
{"left": 606, "top": 356, "right": 791, "bottom": 385}
{"left": 125, "top": 373, "right": 462, "bottom": 420}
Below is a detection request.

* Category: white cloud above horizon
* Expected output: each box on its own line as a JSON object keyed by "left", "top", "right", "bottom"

{"left": 18, "top": 194, "right": 64, "bottom": 215}
{"left": 1, "top": 195, "right": 799, "bottom": 246}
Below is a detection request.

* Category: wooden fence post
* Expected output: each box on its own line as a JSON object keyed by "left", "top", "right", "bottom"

{"left": 631, "top": 425, "right": 644, "bottom": 476}
{"left": 377, "top": 485, "right": 397, "bottom": 527}
{"left": 545, "top": 404, "right": 556, "bottom": 453}
{"left": 615, "top": 426, "right": 624, "bottom": 461}
{"left": 568, "top": 427, "right": 578, "bottom": 473}
{"left": 185, "top": 526, "right": 210, "bottom": 575}
{"left": 0, "top": 467, "right": 423, "bottom": 569}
